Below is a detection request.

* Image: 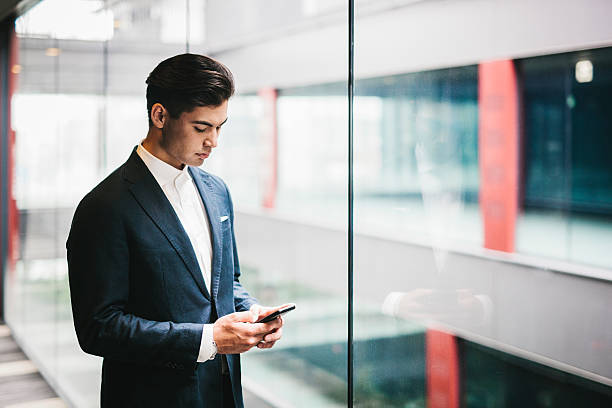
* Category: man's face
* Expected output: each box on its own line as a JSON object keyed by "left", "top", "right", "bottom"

{"left": 159, "top": 100, "right": 228, "bottom": 168}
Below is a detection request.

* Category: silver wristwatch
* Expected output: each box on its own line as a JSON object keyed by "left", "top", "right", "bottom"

{"left": 209, "top": 339, "right": 218, "bottom": 360}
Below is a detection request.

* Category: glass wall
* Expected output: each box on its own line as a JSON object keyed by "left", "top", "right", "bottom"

{"left": 202, "top": 2, "right": 350, "bottom": 406}
{"left": 9, "top": 0, "right": 190, "bottom": 405}
{"left": 517, "top": 47, "right": 612, "bottom": 268}
{"left": 6, "top": 0, "right": 349, "bottom": 407}
{"left": 10, "top": 3, "right": 107, "bottom": 405}
{"left": 277, "top": 67, "right": 480, "bottom": 244}
{"left": 3, "top": 0, "right": 612, "bottom": 407}
{"left": 352, "top": 0, "right": 612, "bottom": 407}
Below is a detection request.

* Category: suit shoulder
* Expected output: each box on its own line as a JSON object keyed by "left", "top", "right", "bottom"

{"left": 191, "top": 167, "right": 229, "bottom": 194}
{"left": 76, "top": 164, "right": 131, "bottom": 214}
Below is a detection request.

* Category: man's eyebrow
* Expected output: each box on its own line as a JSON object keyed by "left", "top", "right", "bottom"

{"left": 191, "top": 117, "right": 228, "bottom": 127}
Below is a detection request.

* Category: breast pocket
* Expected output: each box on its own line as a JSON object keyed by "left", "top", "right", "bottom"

{"left": 220, "top": 216, "right": 231, "bottom": 243}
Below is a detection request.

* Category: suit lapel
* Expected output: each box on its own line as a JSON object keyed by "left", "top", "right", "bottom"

{"left": 189, "top": 167, "right": 223, "bottom": 301}
{"left": 123, "top": 149, "right": 211, "bottom": 300}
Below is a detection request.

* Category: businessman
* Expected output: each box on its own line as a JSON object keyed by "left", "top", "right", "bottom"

{"left": 67, "top": 54, "right": 285, "bottom": 407}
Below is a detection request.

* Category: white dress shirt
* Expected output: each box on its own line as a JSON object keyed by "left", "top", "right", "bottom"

{"left": 136, "top": 144, "right": 216, "bottom": 362}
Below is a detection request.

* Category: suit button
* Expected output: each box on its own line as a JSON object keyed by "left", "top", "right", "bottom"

{"left": 177, "top": 364, "right": 184, "bottom": 370}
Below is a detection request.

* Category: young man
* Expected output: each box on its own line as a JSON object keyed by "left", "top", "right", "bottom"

{"left": 67, "top": 54, "right": 285, "bottom": 408}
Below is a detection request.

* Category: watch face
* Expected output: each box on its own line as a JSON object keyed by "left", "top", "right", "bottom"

{"left": 210, "top": 340, "right": 218, "bottom": 360}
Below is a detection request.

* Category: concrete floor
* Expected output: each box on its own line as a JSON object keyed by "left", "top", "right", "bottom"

{"left": 0, "top": 324, "right": 67, "bottom": 408}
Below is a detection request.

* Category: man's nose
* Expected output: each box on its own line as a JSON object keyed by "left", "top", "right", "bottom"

{"left": 204, "top": 129, "right": 219, "bottom": 148}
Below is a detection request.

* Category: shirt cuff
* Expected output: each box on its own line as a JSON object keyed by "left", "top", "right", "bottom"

{"left": 197, "top": 324, "right": 216, "bottom": 362}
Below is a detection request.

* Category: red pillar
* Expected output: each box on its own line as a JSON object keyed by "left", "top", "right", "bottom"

{"left": 258, "top": 88, "right": 278, "bottom": 209}
{"left": 478, "top": 60, "right": 520, "bottom": 253}
{"left": 0, "top": 16, "right": 18, "bottom": 319}
{"left": 8, "top": 21, "right": 18, "bottom": 272}
{"left": 426, "top": 329, "right": 460, "bottom": 408}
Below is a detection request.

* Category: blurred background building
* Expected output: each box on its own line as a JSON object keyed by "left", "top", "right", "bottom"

{"left": 0, "top": 0, "right": 611, "bottom": 406}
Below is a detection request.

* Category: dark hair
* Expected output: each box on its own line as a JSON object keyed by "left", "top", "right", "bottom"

{"left": 145, "top": 53, "right": 235, "bottom": 127}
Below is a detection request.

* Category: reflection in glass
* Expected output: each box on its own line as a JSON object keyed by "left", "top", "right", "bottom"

{"left": 353, "top": 5, "right": 612, "bottom": 408}
{"left": 4, "top": 1, "right": 612, "bottom": 407}
{"left": 518, "top": 47, "right": 612, "bottom": 269}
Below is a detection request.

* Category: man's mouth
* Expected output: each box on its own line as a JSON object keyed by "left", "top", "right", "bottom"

{"left": 196, "top": 152, "right": 210, "bottom": 159}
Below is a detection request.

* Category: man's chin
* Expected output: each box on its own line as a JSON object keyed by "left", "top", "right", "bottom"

{"left": 187, "top": 157, "right": 206, "bottom": 167}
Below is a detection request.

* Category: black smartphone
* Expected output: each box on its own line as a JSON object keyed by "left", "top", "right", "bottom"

{"left": 256, "top": 304, "right": 296, "bottom": 323}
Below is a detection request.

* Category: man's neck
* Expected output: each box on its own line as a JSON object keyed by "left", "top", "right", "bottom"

{"left": 142, "top": 132, "right": 184, "bottom": 170}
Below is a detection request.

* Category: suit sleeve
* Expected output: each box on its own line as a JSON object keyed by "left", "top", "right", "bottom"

{"left": 224, "top": 184, "right": 258, "bottom": 312}
{"left": 66, "top": 193, "right": 203, "bottom": 372}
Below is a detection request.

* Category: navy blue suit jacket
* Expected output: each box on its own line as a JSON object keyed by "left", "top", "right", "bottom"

{"left": 67, "top": 147, "right": 257, "bottom": 407}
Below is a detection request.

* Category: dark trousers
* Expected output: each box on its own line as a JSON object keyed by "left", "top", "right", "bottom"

{"left": 213, "top": 303, "right": 235, "bottom": 408}
{"left": 221, "top": 372, "right": 235, "bottom": 408}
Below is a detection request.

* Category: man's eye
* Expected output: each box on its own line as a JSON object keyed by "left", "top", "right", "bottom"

{"left": 195, "top": 127, "right": 207, "bottom": 133}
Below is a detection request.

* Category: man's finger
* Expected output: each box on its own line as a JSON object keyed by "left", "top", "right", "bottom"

{"left": 257, "top": 341, "right": 275, "bottom": 349}
{"left": 242, "top": 322, "right": 275, "bottom": 336}
{"left": 263, "top": 327, "right": 282, "bottom": 343}
{"left": 261, "top": 315, "right": 283, "bottom": 330}
{"left": 229, "top": 310, "right": 257, "bottom": 323}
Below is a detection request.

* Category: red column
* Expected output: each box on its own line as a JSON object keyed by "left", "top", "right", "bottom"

{"left": 0, "top": 30, "right": 3, "bottom": 310}
{"left": 258, "top": 88, "right": 278, "bottom": 209}
{"left": 478, "top": 60, "right": 520, "bottom": 253}
{"left": 426, "top": 329, "right": 460, "bottom": 408}
{"left": 8, "top": 22, "right": 18, "bottom": 272}
{"left": 0, "top": 17, "right": 18, "bottom": 318}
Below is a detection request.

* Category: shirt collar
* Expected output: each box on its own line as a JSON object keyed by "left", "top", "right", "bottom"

{"left": 136, "top": 143, "right": 190, "bottom": 188}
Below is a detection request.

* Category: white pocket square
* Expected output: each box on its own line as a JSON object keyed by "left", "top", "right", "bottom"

{"left": 219, "top": 215, "right": 229, "bottom": 222}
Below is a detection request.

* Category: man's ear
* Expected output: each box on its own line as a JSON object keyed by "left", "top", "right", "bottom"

{"left": 150, "top": 103, "right": 167, "bottom": 129}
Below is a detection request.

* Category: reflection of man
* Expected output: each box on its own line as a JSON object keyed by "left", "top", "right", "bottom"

{"left": 67, "top": 54, "right": 284, "bottom": 408}
{"left": 382, "top": 289, "right": 492, "bottom": 326}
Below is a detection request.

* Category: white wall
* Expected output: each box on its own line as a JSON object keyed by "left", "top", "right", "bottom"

{"left": 211, "top": 0, "right": 612, "bottom": 92}
{"left": 234, "top": 210, "right": 612, "bottom": 386}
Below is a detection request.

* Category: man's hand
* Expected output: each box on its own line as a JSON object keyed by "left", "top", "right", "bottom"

{"left": 249, "top": 304, "right": 290, "bottom": 349}
{"left": 212, "top": 310, "right": 282, "bottom": 354}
